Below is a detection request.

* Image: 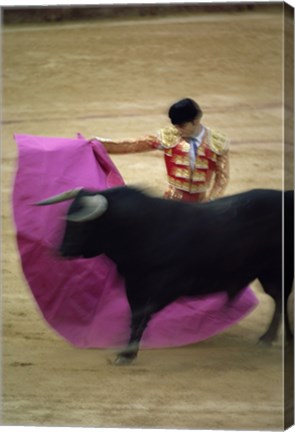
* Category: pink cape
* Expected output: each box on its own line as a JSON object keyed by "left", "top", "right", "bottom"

{"left": 12, "top": 133, "right": 258, "bottom": 349}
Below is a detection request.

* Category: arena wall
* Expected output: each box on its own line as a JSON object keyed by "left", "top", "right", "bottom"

{"left": 2, "top": 2, "right": 282, "bottom": 25}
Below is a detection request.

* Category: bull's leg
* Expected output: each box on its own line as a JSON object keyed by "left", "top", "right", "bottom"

{"left": 284, "top": 294, "right": 293, "bottom": 344}
{"left": 114, "top": 311, "right": 151, "bottom": 365}
{"left": 258, "top": 275, "right": 282, "bottom": 345}
{"left": 259, "top": 297, "right": 282, "bottom": 345}
{"left": 283, "top": 274, "right": 294, "bottom": 344}
{"left": 258, "top": 271, "right": 294, "bottom": 345}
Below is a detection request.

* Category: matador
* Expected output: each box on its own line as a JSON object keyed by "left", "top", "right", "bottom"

{"left": 95, "top": 98, "right": 230, "bottom": 202}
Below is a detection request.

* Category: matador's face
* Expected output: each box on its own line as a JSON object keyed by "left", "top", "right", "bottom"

{"left": 174, "top": 118, "right": 201, "bottom": 139}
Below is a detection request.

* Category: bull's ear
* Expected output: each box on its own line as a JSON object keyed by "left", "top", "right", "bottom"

{"left": 67, "top": 195, "right": 108, "bottom": 222}
{"left": 35, "top": 188, "right": 83, "bottom": 205}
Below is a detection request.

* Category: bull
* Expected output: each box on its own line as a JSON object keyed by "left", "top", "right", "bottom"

{"left": 37, "top": 187, "right": 294, "bottom": 364}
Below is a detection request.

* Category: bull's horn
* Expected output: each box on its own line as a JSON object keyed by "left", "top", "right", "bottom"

{"left": 35, "top": 188, "right": 83, "bottom": 206}
{"left": 67, "top": 195, "right": 108, "bottom": 222}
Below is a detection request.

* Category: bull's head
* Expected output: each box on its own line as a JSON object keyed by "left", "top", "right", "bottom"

{"left": 36, "top": 188, "right": 108, "bottom": 221}
{"left": 36, "top": 188, "right": 108, "bottom": 258}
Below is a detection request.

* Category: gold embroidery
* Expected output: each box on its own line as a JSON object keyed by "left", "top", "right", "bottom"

{"left": 172, "top": 155, "right": 190, "bottom": 166}
{"left": 168, "top": 177, "right": 209, "bottom": 193}
{"left": 171, "top": 167, "right": 190, "bottom": 179}
{"left": 192, "top": 171, "right": 206, "bottom": 181}
{"left": 207, "top": 152, "right": 230, "bottom": 200}
{"left": 171, "top": 167, "right": 206, "bottom": 182}
{"left": 208, "top": 129, "right": 229, "bottom": 155}
{"left": 171, "top": 155, "right": 208, "bottom": 169}
{"left": 195, "top": 159, "right": 209, "bottom": 169}
{"left": 208, "top": 153, "right": 217, "bottom": 162}
{"left": 163, "top": 185, "right": 184, "bottom": 200}
{"left": 178, "top": 141, "right": 191, "bottom": 152}
{"left": 159, "top": 126, "right": 180, "bottom": 148}
{"left": 197, "top": 146, "right": 206, "bottom": 157}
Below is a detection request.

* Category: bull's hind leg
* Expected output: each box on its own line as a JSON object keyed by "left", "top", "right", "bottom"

{"left": 284, "top": 292, "right": 293, "bottom": 344}
{"left": 258, "top": 275, "right": 282, "bottom": 345}
{"left": 259, "top": 297, "right": 282, "bottom": 346}
{"left": 283, "top": 272, "right": 293, "bottom": 344}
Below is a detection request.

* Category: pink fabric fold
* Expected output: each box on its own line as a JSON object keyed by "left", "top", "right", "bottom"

{"left": 12, "top": 133, "right": 258, "bottom": 349}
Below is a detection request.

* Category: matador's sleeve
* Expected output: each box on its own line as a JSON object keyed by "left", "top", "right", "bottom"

{"left": 94, "top": 135, "right": 161, "bottom": 154}
{"left": 94, "top": 125, "right": 180, "bottom": 153}
{"left": 208, "top": 150, "right": 230, "bottom": 200}
{"left": 207, "top": 129, "right": 230, "bottom": 200}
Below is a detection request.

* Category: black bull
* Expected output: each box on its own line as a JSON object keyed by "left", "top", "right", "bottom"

{"left": 37, "top": 187, "right": 294, "bottom": 364}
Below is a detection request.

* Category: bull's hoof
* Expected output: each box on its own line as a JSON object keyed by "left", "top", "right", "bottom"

{"left": 114, "top": 355, "right": 136, "bottom": 366}
{"left": 257, "top": 337, "right": 273, "bottom": 347}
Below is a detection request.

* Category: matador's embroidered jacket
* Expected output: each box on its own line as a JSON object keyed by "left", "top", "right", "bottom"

{"left": 97, "top": 125, "right": 230, "bottom": 202}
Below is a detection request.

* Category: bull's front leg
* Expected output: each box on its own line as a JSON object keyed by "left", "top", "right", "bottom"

{"left": 114, "top": 312, "right": 151, "bottom": 365}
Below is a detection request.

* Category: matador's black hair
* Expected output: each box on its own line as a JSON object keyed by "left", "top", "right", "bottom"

{"left": 168, "top": 98, "right": 203, "bottom": 125}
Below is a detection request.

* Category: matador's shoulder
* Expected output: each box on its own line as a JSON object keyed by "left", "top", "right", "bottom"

{"left": 157, "top": 126, "right": 181, "bottom": 149}
{"left": 207, "top": 128, "right": 230, "bottom": 155}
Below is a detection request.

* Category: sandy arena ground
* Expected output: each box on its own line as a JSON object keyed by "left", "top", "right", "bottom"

{"left": 2, "top": 6, "right": 294, "bottom": 430}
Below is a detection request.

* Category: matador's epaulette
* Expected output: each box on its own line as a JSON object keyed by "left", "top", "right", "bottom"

{"left": 158, "top": 126, "right": 181, "bottom": 148}
{"left": 208, "top": 128, "right": 230, "bottom": 155}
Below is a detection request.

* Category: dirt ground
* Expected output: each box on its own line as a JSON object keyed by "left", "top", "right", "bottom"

{"left": 1, "top": 6, "right": 294, "bottom": 430}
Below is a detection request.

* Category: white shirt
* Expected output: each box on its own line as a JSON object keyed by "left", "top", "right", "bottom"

{"left": 188, "top": 126, "right": 206, "bottom": 171}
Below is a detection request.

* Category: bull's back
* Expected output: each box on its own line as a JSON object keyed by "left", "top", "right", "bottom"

{"left": 181, "top": 189, "right": 283, "bottom": 288}
{"left": 105, "top": 187, "right": 284, "bottom": 277}
{"left": 215, "top": 188, "right": 282, "bottom": 258}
